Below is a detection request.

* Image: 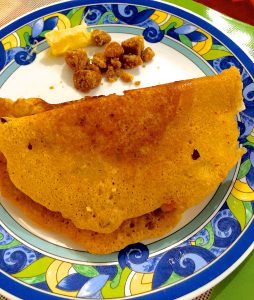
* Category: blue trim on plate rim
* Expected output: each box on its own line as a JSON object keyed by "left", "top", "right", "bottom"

{"left": 0, "top": 0, "right": 253, "bottom": 299}
{"left": 0, "top": 218, "right": 253, "bottom": 300}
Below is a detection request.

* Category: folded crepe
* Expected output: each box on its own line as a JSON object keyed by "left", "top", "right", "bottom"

{"left": 0, "top": 67, "right": 244, "bottom": 253}
{"left": 0, "top": 98, "right": 180, "bottom": 254}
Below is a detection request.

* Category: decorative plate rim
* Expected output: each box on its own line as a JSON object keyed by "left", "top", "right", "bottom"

{"left": 0, "top": 226, "right": 253, "bottom": 300}
{"left": 0, "top": 1, "right": 253, "bottom": 300}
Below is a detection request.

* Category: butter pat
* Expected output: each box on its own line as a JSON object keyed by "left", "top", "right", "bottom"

{"left": 45, "top": 23, "right": 92, "bottom": 56}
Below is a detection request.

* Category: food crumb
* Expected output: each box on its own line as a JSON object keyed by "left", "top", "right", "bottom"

{"left": 105, "top": 66, "right": 118, "bottom": 82}
{"left": 86, "top": 206, "right": 92, "bottom": 212}
{"left": 134, "top": 81, "right": 141, "bottom": 86}
{"left": 119, "top": 70, "right": 133, "bottom": 82}
{"left": 141, "top": 47, "right": 155, "bottom": 62}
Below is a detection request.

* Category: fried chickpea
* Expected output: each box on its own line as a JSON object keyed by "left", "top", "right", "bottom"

{"left": 121, "top": 36, "right": 144, "bottom": 55}
{"left": 65, "top": 49, "right": 88, "bottom": 70}
{"left": 92, "top": 52, "right": 107, "bottom": 69}
{"left": 121, "top": 54, "right": 143, "bottom": 69}
{"left": 109, "top": 58, "right": 122, "bottom": 69}
{"left": 104, "top": 42, "right": 124, "bottom": 58}
{"left": 105, "top": 66, "right": 118, "bottom": 82}
{"left": 73, "top": 70, "right": 102, "bottom": 92}
{"left": 141, "top": 47, "right": 155, "bottom": 62}
{"left": 91, "top": 29, "right": 111, "bottom": 46}
{"left": 86, "top": 63, "right": 101, "bottom": 73}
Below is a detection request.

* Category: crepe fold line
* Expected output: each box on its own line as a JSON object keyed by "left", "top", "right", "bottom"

{"left": 0, "top": 67, "right": 244, "bottom": 253}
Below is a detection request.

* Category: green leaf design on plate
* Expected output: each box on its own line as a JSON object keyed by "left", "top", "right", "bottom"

{"left": 237, "top": 159, "right": 251, "bottom": 180}
{"left": 163, "top": 21, "right": 176, "bottom": 31}
{"left": 162, "top": 271, "right": 182, "bottom": 286}
{"left": 13, "top": 257, "right": 54, "bottom": 278}
{"left": 101, "top": 267, "right": 131, "bottom": 298}
{"left": 73, "top": 264, "right": 99, "bottom": 277}
{"left": 179, "top": 34, "right": 192, "bottom": 48}
{"left": 98, "top": 11, "right": 116, "bottom": 24}
{"left": 40, "top": 30, "right": 51, "bottom": 38}
{"left": 19, "top": 273, "right": 46, "bottom": 284}
{"left": 168, "top": 15, "right": 184, "bottom": 27}
{"left": 202, "top": 49, "right": 232, "bottom": 60}
{"left": 246, "top": 134, "right": 254, "bottom": 143}
{"left": 163, "top": 15, "right": 184, "bottom": 31}
{"left": 211, "top": 44, "right": 229, "bottom": 52}
{"left": 68, "top": 7, "right": 85, "bottom": 27}
{"left": 0, "top": 238, "right": 20, "bottom": 249}
{"left": 66, "top": 8, "right": 79, "bottom": 19}
{"left": 137, "top": 6, "right": 147, "bottom": 12}
{"left": 244, "top": 201, "right": 253, "bottom": 224}
{"left": 16, "top": 26, "right": 32, "bottom": 47}
{"left": 243, "top": 141, "right": 254, "bottom": 148}
{"left": 110, "top": 265, "right": 122, "bottom": 289}
{"left": 227, "top": 194, "right": 246, "bottom": 230}
{"left": 195, "top": 222, "right": 214, "bottom": 249}
{"left": 23, "top": 31, "right": 31, "bottom": 46}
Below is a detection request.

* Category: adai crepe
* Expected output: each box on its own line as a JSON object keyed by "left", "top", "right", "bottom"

{"left": 0, "top": 67, "right": 244, "bottom": 252}
{"left": 0, "top": 97, "right": 179, "bottom": 254}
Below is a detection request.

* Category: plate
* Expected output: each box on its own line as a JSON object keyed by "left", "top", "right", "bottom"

{"left": 0, "top": 1, "right": 253, "bottom": 299}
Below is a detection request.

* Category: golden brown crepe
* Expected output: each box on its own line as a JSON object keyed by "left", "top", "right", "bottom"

{"left": 0, "top": 97, "right": 181, "bottom": 254}
{"left": 0, "top": 67, "right": 244, "bottom": 253}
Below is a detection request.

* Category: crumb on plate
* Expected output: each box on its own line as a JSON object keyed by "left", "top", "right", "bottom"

{"left": 119, "top": 70, "right": 134, "bottom": 82}
{"left": 105, "top": 66, "right": 118, "bottom": 82}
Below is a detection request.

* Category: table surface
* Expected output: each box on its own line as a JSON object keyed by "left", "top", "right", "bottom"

{"left": 197, "top": 0, "right": 254, "bottom": 26}
{"left": 0, "top": 1, "right": 253, "bottom": 300}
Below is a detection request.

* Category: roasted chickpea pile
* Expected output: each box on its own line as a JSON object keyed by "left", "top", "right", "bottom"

{"left": 65, "top": 30, "right": 155, "bottom": 92}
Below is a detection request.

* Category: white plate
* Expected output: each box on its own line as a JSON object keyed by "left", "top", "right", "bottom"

{"left": 0, "top": 1, "right": 253, "bottom": 299}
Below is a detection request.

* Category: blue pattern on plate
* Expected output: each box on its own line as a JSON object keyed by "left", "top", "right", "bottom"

{"left": 57, "top": 273, "right": 91, "bottom": 291}
{"left": 0, "top": 245, "right": 42, "bottom": 274}
{"left": 0, "top": 1, "right": 253, "bottom": 299}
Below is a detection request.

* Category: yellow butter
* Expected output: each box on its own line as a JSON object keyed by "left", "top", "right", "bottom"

{"left": 45, "top": 24, "right": 92, "bottom": 56}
